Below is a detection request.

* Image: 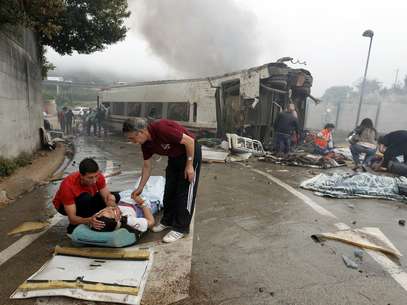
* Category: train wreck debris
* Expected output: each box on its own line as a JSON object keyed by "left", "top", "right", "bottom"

{"left": 259, "top": 152, "right": 347, "bottom": 169}
{"left": 99, "top": 61, "right": 314, "bottom": 144}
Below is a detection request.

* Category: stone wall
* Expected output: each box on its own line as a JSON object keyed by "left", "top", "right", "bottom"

{"left": 0, "top": 26, "right": 43, "bottom": 158}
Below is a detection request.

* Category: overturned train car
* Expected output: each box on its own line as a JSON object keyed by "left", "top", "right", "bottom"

{"left": 99, "top": 62, "right": 313, "bottom": 143}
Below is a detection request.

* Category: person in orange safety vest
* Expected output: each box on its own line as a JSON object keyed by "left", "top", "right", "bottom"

{"left": 314, "top": 123, "right": 335, "bottom": 155}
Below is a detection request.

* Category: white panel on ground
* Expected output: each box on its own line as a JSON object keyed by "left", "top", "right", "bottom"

{"left": 10, "top": 250, "right": 153, "bottom": 305}
{"left": 30, "top": 255, "right": 148, "bottom": 287}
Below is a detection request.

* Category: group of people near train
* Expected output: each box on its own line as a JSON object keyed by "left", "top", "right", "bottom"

{"left": 273, "top": 104, "right": 407, "bottom": 173}
{"left": 57, "top": 106, "right": 107, "bottom": 136}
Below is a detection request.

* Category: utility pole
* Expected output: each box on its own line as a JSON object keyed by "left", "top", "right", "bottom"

{"left": 394, "top": 68, "right": 399, "bottom": 87}
{"left": 355, "top": 29, "right": 374, "bottom": 127}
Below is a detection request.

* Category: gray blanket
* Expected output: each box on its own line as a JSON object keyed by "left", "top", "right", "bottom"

{"left": 300, "top": 172, "right": 407, "bottom": 201}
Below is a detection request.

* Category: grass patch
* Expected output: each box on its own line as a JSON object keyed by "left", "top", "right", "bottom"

{"left": 0, "top": 152, "right": 33, "bottom": 177}
{"left": 14, "top": 152, "right": 32, "bottom": 167}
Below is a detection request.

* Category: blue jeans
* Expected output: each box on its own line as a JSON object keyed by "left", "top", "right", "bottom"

{"left": 350, "top": 143, "right": 376, "bottom": 166}
{"left": 275, "top": 132, "right": 291, "bottom": 154}
{"left": 135, "top": 200, "right": 161, "bottom": 217}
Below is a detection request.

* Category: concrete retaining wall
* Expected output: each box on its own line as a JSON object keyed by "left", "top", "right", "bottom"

{"left": 0, "top": 26, "right": 43, "bottom": 158}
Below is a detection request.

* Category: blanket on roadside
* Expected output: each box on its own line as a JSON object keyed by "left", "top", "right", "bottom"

{"left": 300, "top": 172, "right": 407, "bottom": 201}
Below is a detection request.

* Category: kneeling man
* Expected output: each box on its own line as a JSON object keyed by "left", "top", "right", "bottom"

{"left": 53, "top": 158, "right": 119, "bottom": 233}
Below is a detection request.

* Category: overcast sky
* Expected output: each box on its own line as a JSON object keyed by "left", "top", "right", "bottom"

{"left": 47, "top": 0, "right": 407, "bottom": 96}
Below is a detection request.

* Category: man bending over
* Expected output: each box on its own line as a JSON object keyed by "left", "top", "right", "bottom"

{"left": 53, "top": 158, "right": 120, "bottom": 233}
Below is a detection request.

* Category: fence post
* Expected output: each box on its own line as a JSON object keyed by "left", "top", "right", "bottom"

{"left": 374, "top": 100, "right": 382, "bottom": 130}
{"left": 335, "top": 102, "right": 342, "bottom": 130}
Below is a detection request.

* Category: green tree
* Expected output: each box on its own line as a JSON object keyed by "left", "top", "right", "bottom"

{"left": 1, "top": 0, "right": 130, "bottom": 75}
{"left": 40, "top": 1, "right": 130, "bottom": 55}
{"left": 355, "top": 78, "right": 382, "bottom": 95}
{"left": 321, "top": 86, "right": 354, "bottom": 104}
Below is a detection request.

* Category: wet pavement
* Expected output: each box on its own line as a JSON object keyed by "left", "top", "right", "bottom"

{"left": 1, "top": 135, "right": 407, "bottom": 304}
{"left": 183, "top": 162, "right": 407, "bottom": 305}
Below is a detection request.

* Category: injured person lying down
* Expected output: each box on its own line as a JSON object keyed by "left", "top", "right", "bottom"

{"left": 92, "top": 195, "right": 155, "bottom": 234}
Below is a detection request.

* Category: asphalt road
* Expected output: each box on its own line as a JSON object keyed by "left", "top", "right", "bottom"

{"left": 1, "top": 135, "right": 407, "bottom": 305}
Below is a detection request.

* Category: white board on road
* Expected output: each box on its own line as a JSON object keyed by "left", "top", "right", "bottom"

{"left": 10, "top": 249, "right": 153, "bottom": 305}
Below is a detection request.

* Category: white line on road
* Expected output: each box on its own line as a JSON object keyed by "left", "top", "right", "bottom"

{"left": 250, "top": 167, "right": 407, "bottom": 293}
{"left": 0, "top": 213, "right": 64, "bottom": 267}
{"left": 368, "top": 250, "right": 407, "bottom": 291}
{"left": 250, "top": 168, "right": 337, "bottom": 219}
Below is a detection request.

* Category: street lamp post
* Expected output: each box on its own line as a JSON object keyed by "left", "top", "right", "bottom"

{"left": 355, "top": 29, "right": 374, "bottom": 127}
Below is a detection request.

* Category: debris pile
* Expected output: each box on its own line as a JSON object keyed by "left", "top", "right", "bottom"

{"left": 199, "top": 134, "right": 265, "bottom": 163}
{"left": 259, "top": 152, "right": 347, "bottom": 169}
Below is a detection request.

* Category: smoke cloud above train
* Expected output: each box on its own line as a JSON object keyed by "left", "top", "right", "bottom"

{"left": 131, "top": 0, "right": 261, "bottom": 77}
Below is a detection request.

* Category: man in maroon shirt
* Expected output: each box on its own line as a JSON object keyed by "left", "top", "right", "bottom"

{"left": 53, "top": 158, "right": 120, "bottom": 234}
{"left": 123, "top": 119, "right": 202, "bottom": 243}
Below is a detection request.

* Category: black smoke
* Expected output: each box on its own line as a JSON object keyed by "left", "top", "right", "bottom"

{"left": 132, "top": 0, "right": 260, "bottom": 76}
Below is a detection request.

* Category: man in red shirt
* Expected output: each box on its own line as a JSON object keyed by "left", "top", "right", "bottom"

{"left": 122, "top": 119, "right": 202, "bottom": 243}
{"left": 53, "top": 158, "right": 120, "bottom": 234}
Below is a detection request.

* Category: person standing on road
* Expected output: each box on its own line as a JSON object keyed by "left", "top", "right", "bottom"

{"left": 65, "top": 109, "right": 74, "bottom": 135}
{"left": 58, "top": 108, "right": 66, "bottom": 132}
{"left": 122, "top": 118, "right": 202, "bottom": 243}
{"left": 53, "top": 158, "right": 120, "bottom": 234}
{"left": 273, "top": 105, "right": 299, "bottom": 155}
{"left": 86, "top": 108, "right": 97, "bottom": 136}
{"left": 96, "top": 106, "right": 107, "bottom": 137}
{"left": 348, "top": 118, "right": 377, "bottom": 171}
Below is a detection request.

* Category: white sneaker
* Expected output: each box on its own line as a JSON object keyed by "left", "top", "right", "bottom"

{"left": 151, "top": 223, "right": 170, "bottom": 233}
{"left": 162, "top": 230, "right": 185, "bottom": 243}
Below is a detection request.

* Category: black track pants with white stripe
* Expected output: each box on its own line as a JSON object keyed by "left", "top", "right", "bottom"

{"left": 161, "top": 143, "right": 202, "bottom": 233}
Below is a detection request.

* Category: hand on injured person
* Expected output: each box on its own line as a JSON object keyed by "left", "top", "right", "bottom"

{"left": 132, "top": 194, "right": 147, "bottom": 206}
{"left": 91, "top": 207, "right": 122, "bottom": 231}
{"left": 96, "top": 207, "right": 122, "bottom": 222}
{"left": 131, "top": 187, "right": 143, "bottom": 201}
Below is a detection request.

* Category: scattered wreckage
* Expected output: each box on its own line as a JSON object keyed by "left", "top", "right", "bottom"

{"left": 226, "top": 133, "right": 265, "bottom": 157}
{"left": 101, "top": 60, "right": 315, "bottom": 146}
{"left": 199, "top": 133, "right": 266, "bottom": 163}
{"left": 199, "top": 133, "right": 350, "bottom": 170}
{"left": 258, "top": 151, "right": 348, "bottom": 169}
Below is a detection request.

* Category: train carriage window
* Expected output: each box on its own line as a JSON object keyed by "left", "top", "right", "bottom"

{"left": 127, "top": 102, "right": 141, "bottom": 117}
{"left": 145, "top": 103, "right": 163, "bottom": 120}
{"left": 167, "top": 102, "right": 190, "bottom": 122}
{"left": 111, "top": 102, "right": 125, "bottom": 115}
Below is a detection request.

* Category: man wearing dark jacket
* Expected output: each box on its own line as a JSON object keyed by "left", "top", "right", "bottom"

{"left": 273, "top": 106, "right": 299, "bottom": 154}
{"left": 376, "top": 130, "right": 407, "bottom": 169}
